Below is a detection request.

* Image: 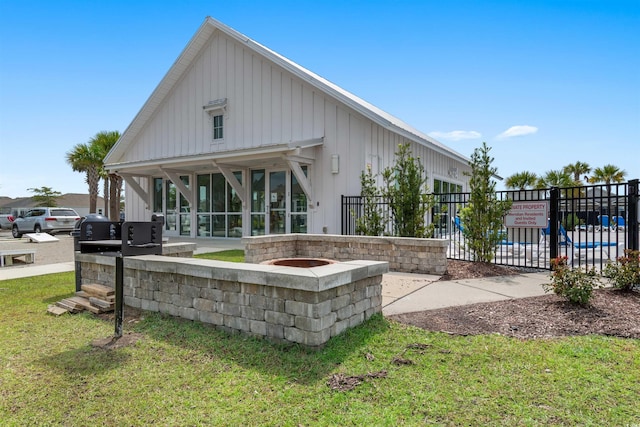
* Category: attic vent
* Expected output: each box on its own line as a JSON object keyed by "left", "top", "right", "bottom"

{"left": 203, "top": 98, "right": 227, "bottom": 114}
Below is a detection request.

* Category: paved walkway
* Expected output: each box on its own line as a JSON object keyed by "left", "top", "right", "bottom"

{"left": 381, "top": 271, "right": 550, "bottom": 315}
{"left": 0, "top": 236, "right": 551, "bottom": 315}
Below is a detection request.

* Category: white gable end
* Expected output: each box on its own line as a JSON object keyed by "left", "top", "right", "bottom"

{"left": 117, "top": 31, "right": 329, "bottom": 167}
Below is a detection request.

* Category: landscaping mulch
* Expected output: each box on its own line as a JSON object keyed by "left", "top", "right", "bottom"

{"left": 390, "top": 260, "right": 640, "bottom": 339}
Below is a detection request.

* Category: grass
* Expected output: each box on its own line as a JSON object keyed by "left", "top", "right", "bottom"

{"left": 1, "top": 272, "right": 639, "bottom": 426}
{"left": 194, "top": 249, "right": 245, "bottom": 262}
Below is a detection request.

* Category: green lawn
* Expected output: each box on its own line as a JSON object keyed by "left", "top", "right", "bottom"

{"left": 1, "top": 270, "right": 638, "bottom": 426}
{"left": 194, "top": 249, "right": 245, "bottom": 262}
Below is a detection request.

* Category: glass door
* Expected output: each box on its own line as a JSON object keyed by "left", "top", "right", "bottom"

{"left": 290, "top": 166, "right": 308, "bottom": 233}
{"left": 250, "top": 169, "right": 308, "bottom": 235}
{"left": 165, "top": 181, "right": 177, "bottom": 235}
{"left": 251, "top": 170, "right": 266, "bottom": 236}
{"left": 269, "top": 171, "right": 286, "bottom": 234}
{"left": 178, "top": 175, "right": 190, "bottom": 236}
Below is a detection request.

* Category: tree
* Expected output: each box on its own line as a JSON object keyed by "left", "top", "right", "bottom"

{"left": 381, "top": 143, "right": 434, "bottom": 238}
{"left": 588, "top": 164, "right": 627, "bottom": 218}
{"left": 562, "top": 162, "right": 591, "bottom": 219}
{"left": 504, "top": 171, "right": 538, "bottom": 190}
{"left": 28, "top": 186, "right": 61, "bottom": 207}
{"left": 563, "top": 161, "right": 591, "bottom": 184}
{"left": 66, "top": 142, "right": 102, "bottom": 213}
{"left": 536, "top": 170, "right": 575, "bottom": 188}
{"left": 90, "top": 130, "right": 121, "bottom": 220}
{"left": 589, "top": 164, "right": 627, "bottom": 194}
{"left": 354, "top": 165, "right": 385, "bottom": 236}
{"left": 459, "top": 142, "right": 512, "bottom": 263}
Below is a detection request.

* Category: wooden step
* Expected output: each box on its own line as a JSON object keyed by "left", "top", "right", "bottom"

{"left": 89, "top": 297, "right": 115, "bottom": 312}
{"left": 67, "top": 296, "right": 101, "bottom": 314}
{"left": 81, "top": 283, "right": 115, "bottom": 298}
{"left": 56, "top": 300, "right": 81, "bottom": 313}
{"left": 47, "top": 305, "right": 68, "bottom": 316}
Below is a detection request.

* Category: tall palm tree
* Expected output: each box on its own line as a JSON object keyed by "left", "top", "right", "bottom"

{"left": 537, "top": 170, "right": 575, "bottom": 188}
{"left": 563, "top": 161, "right": 591, "bottom": 184}
{"left": 90, "top": 131, "right": 122, "bottom": 221}
{"left": 66, "top": 142, "right": 102, "bottom": 213}
{"left": 588, "top": 164, "right": 627, "bottom": 217}
{"left": 505, "top": 171, "right": 538, "bottom": 190}
{"left": 589, "top": 164, "right": 627, "bottom": 193}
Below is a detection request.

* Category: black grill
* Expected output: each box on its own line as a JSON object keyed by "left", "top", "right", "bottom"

{"left": 75, "top": 220, "right": 163, "bottom": 256}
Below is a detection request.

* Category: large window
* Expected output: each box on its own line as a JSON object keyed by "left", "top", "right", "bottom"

{"left": 196, "top": 171, "right": 242, "bottom": 237}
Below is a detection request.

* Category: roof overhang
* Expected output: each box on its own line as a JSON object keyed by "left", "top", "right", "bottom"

{"left": 106, "top": 138, "right": 323, "bottom": 177}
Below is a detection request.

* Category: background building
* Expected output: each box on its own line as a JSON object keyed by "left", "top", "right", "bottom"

{"left": 105, "top": 17, "right": 471, "bottom": 238}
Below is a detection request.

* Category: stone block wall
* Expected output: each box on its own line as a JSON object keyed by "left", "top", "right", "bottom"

{"left": 74, "top": 253, "right": 387, "bottom": 348}
{"left": 243, "top": 234, "right": 447, "bottom": 275}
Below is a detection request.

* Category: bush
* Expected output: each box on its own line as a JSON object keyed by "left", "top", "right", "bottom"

{"left": 603, "top": 250, "right": 640, "bottom": 292}
{"left": 543, "top": 256, "right": 602, "bottom": 305}
{"left": 562, "top": 213, "right": 583, "bottom": 230}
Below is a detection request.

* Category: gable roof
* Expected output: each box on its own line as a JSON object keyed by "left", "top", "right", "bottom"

{"left": 105, "top": 17, "right": 470, "bottom": 167}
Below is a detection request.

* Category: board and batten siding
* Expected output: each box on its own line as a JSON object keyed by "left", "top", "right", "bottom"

{"left": 122, "top": 32, "right": 330, "bottom": 165}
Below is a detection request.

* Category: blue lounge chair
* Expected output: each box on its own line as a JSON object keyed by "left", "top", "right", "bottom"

{"left": 453, "top": 216, "right": 464, "bottom": 233}
{"left": 613, "top": 216, "right": 626, "bottom": 230}
{"left": 597, "top": 215, "right": 615, "bottom": 231}
{"left": 558, "top": 224, "right": 621, "bottom": 260}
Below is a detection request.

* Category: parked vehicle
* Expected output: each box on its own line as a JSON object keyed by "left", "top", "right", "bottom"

{"left": 12, "top": 207, "right": 80, "bottom": 238}
{"left": 0, "top": 208, "right": 28, "bottom": 230}
{"left": 0, "top": 214, "right": 15, "bottom": 230}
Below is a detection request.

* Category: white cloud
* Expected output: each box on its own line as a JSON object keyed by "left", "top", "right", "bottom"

{"left": 428, "top": 130, "right": 482, "bottom": 141}
{"left": 497, "top": 125, "right": 538, "bottom": 139}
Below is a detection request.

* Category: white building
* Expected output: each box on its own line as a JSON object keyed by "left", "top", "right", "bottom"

{"left": 105, "top": 17, "right": 471, "bottom": 238}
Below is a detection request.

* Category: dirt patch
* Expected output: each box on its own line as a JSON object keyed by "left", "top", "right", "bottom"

{"left": 439, "top": 259, "right": 524, "bottom": 281}
{"left": 91, "top": 332, "right": 144, "bottom": 350}
{"left": 327, "top": 370, "right": 388, "bottom": 392}
{"left": 390, "top": 261, "right": 640, "bottom": 339}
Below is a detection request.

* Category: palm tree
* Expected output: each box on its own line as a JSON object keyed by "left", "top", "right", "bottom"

{"left": 537, "top": 170, "right": 575, "bottom": 188}
{"left": 588, "top": 164, "right": 627, "bottom": 218}
{"left": 90, "top": 131, "right": 121, "bottom": 220}
{"left": 589, "top": 164, "right": 627, "bottom": 193}
{"left": 66, "top": 142, "right": 102, "bottom": 213}
{"left": 563, "top": 161, "right": 591, "bottom": 184}
{"left": 562, "top": 162, "right": 590, "bottom": 216}
{"left": 505, "top": 171, "right": 538, "bottom": 190}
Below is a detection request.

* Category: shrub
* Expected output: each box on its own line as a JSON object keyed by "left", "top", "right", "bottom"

{"left": 354, "top": 165, "right": 385, "bottom": 236}
{"left": 543, "top": 256, "right": 602, "bottom": 305}
{"left": 459, "top": 142, "right": 512, "bottom": 262}
{"left": 381, "top": 143, "right": 434, "bottom": 238}
{"left": 603, "top": 250, "right": 640, "bottom": 292}
{"left": 562, "top": 213, "right": 583, "bottom": 230}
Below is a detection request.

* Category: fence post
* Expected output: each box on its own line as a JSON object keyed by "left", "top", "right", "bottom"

{"left": 341, "top": 195, "right": 345, "bottom": 235}
{"left": 628, "top": 180, "right": 639, "bottom": 251}
{"left": 549, "top": 187, "right": 559, "bottom": 265}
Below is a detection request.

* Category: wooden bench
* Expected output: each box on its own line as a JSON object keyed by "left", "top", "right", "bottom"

{"left": 0, "top": 249, "right": 36, "bottom": 267}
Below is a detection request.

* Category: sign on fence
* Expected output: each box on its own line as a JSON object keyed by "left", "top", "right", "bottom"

{"left": 505, "top": 201, "right": 549, "bottom": 228}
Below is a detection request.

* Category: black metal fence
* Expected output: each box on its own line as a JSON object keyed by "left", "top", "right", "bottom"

{"left": 342, "top": 179, "right": 640, "bottom": 270}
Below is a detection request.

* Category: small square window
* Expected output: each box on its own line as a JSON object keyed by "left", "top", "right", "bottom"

{"left": 213, "top": 114, "right": 224, "bottom": 140}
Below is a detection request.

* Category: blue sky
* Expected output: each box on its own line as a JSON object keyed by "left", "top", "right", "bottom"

{"left": 1, "top": 0, "right": 638, "bottom": 198}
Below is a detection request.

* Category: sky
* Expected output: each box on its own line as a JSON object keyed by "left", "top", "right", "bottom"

{"left": 0, "top": 0, "right": 638, "bottom": 198}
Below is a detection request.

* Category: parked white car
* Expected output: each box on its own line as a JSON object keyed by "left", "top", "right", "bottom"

{"left": 0, "top": 214, "right": 15, "bottom": 230}
{"left": 12, "top": 207, "right": 80, "bottom": 238}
